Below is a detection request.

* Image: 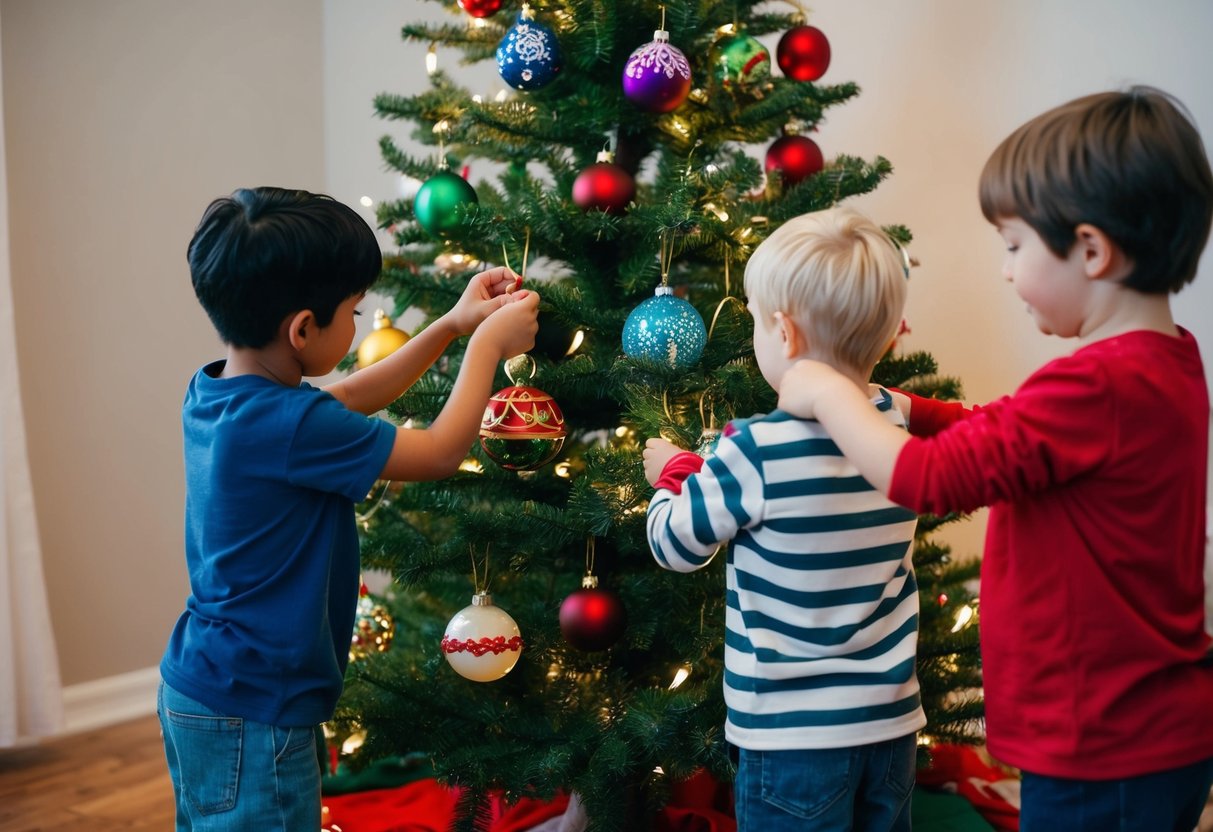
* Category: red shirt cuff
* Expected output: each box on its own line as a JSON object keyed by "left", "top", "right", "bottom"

{"left": 654, "top": 452, "right": 705, "bottom": 494}
{"left": 894, "top": 390, "right": 971, "bottom": 437}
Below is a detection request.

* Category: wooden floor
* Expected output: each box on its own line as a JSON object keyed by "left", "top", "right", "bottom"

{"left": 0, "top": 716, "right": 174, "bottom": 831}
{"left": 4, "top": 716, "right": 1213, "bottom": 831}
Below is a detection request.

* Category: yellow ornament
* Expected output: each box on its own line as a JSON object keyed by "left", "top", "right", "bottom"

{"left": 356, "top": 309, "right": 410, "bottom": 368}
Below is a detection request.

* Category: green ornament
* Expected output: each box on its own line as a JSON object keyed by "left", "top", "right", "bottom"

{"left": 712, "top": 33, "right": 771, "bottom": 87}
{"left": 414, "top": 170, "right": 478, "bottom": 237}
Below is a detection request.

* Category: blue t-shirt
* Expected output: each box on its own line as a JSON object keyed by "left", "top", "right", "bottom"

{"left": 161, "top": 360, "right": 397, "bottom": 727}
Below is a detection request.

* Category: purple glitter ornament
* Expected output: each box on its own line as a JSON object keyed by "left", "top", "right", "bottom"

{"left": 622, "top": 29, "right": 692, "bottom": 113}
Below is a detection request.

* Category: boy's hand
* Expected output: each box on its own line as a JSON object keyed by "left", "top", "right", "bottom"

{"left": 642, "top": 437, "right": 683, "bottom": 486}
{"left": 448, "top": 267, "right": 524, "bottom": 335}
{"left": 777, "top": 359, "right": 850, "bottom": 419}
{"left": 471, "top": 290, "right": 540, "bottom": 359}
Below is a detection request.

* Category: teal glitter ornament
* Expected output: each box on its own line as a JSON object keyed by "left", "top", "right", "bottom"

{"left": 712, "top": 33, "right": 771, "bottom": 88}
{"left": 622, "top": 286, "right": 707, "bottom": 368}
{"left": 414, "top": 169, "right": 478, "bottom": 237}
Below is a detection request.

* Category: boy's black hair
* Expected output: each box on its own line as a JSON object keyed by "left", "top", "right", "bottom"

{"left": 979, "top": 86, "right": 1213, "bottom": 294}
{"left": 187, "top": 187, "right": 382, "bottom": 347}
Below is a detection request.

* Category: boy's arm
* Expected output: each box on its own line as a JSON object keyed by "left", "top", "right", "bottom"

{"left": 378, "top": 291, "right": 539, "bottom": 482}
{"left": 646, "top": 427, "right": 763, "bottom": 573}
{"left": 325, "top": 268, "right": 521, "bottom": 415}
{"left": 779, "top": 360, "right": 908, "bottom": 494}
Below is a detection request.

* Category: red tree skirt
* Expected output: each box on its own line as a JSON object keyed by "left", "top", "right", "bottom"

{"left": 323, "top": 770, "right": 734, "bottom": 832}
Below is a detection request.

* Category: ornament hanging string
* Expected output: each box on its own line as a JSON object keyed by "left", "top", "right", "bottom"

{"left": 469, "top": 543, "right": 492, "bottom": 594}
{"left": 584, "top": 537, "right": 596, "bottom": 578}
{"left": 659, "top": 229, "right": 676, "bottom": 287}
{"left": 501, "top": 226, "right": 531, "bottom": 282}
{"left": 356, "top": 479, "right": 393, "bottom": 527}
{"left": 706, "top": 261, "right": 747, "bottom": 342}
{"left": 432, "top": 118, "right": 451, "bottom": 170}
{"left": 698, "top": 390, "right": 717, "bottom": 432}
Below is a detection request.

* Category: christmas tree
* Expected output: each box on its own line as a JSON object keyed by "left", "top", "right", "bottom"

{"left": 334, "top": 1, "right": 983, "bottom": 829}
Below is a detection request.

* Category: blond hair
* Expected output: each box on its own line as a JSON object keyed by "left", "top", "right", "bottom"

{"left": 743, "top": 206, "right": 907, "bottom": 374}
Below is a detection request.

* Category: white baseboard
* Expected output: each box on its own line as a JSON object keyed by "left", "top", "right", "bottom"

{"left": 60, "top": 665, "right": 159, "bottom": 736}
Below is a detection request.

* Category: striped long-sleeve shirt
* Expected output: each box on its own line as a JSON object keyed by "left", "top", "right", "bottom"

{"left": 647, "top": 390, "right": 926, "bottom": 750}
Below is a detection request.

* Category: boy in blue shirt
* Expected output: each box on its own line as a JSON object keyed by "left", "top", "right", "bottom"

{"left": 158, "top": 186, "right": 538, "bottom": 830}
{"left": 643, "top": 206, "right": 923, "bottom": 831}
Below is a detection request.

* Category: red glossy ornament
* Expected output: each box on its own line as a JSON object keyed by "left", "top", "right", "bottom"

{"left": 479, "top": 383, "right": 566, "bottom": 470}
{"left": 572, "top": 151, "right": 636, "bottom": 215}
{"left": 764, "top": 134, "right": 824, "bottom": 187}
{"left": 559, "top": 575, "right": 627, "bottom": 651}
{"left": 458, "top": 0, "right": 502, "bottom": 18}
{"left": 776, "top": 25, "right": 831, "bottom": 82}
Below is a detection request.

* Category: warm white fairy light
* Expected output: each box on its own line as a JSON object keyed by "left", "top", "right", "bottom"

{"left": 459, "top": 458, "right": 484, "bottom": 474}
{"left": 669, "top": 665, "right": 691, "bottom": 689}
{"left": 951, "top": 604, "right": 975, "bottom": 633}
{"left": 495, "top": 89, "right": 509, "bottom": 103}
{"left": 567, "top": 330, "right": 585, "bottom": 355}
{"left": 341, "top": 730, "right": 366, "bottom": 754}
{"left": 472, "top": 94, "right": 484, "bottom": 104}
{"left": 432, "top": 119, "right": 450, "bottom": 135}
{"left": 359, "top": 196, "right": 373, "bottom": 208}
{"left": 554, "top": 461, "right": 572, "bottom": 478}
{"left": 426, "top": 44, "right": 438, "bottom": 75}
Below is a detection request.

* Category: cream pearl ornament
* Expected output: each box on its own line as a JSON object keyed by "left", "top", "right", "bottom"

{"left": 441, "top": 592, "right": 523, "bottom": 682}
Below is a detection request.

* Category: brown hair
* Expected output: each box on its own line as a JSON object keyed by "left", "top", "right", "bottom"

{"left": 978, "top": 86, "right": 1213, "bottom": 294}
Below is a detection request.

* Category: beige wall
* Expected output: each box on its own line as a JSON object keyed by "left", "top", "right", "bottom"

{"left": 2, "top": 0, "right": 324, "bottom": 687}
{"left": 4, "top": 0, "right": 1212, "bottom": 698}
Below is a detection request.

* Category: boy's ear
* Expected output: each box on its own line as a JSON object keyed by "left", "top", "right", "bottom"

{"left": 1074, "top": 223, "right": 1131, "bottom": 282}
{"left": 286, "top": 310, "right": 316, "bottom": 351}
{"left": 773, "top": 311, "right": 806, "bottom": 358}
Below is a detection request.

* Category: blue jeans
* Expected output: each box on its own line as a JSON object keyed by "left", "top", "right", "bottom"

{"left": 733, "top": 735, "right": 917, "bottom": 831}
{"left": 157, "top": 680, "right": 322, "bottom": 831}
{"left": 1020, "top": 756, "right": 1213, "bottom": 832}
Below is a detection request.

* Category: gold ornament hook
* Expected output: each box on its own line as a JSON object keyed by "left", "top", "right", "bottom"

{"left": 504, "top": 353, "right": 537, "bottom": 384}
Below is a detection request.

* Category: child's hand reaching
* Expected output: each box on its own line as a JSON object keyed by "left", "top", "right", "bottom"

{"left": 643, "top": 437, "right": 684, "bottom": 486}
{"left": 448, "top": 267, "right": 524, "bottom": 336}
{"left": 470, "top": 289, "right": 540, "bottom": 360}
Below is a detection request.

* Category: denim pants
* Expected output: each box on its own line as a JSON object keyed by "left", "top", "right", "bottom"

{"left": 733, "top": 735, "right": 917, "bottom": 831}
{"left": 1020, "top": 756, "right": 1213, "bottom": 832}
{"left": 157, "top": 680, "right": 322, "bottom": 831}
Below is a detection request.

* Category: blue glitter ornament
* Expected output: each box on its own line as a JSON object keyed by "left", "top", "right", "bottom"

{"left": 622, "top": 286, "right": 707, "bottom": 368}
{"left": 496, "top": 5, "right": 562, "bottom": 91}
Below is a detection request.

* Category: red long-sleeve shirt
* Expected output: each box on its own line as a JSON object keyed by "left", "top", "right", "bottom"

{"left": 890, "top": 328, "right": 1213, "bottom": 779}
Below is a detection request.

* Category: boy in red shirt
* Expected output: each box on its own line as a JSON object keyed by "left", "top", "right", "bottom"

{"left": 778, "top": 87, "right": 1213, "bottom": 830}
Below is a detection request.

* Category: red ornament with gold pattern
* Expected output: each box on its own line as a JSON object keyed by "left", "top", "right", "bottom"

{"left": 479, "top": 354, "right": 566, "bottom": 470}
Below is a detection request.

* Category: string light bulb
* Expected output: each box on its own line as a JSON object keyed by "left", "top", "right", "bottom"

{"left": 426, "top": 44, "right": 438, "bottom": 75}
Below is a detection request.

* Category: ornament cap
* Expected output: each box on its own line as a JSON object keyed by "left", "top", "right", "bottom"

{"left": 595, "top": 150, "right": 614, "bottom": 164}
{"left": 652, "top": 28, "right": 670, "bottom": 42}
{"left": 519, "top": 2, "right": 535, "bottom": 20}
{"left": 654, "top": 285, "right": 675, "bottom": 297}
{"left": 372, "top": 309, "right": 393, "bottom": 329}
{"left": 580, "top": 574, "right": 600, "bottom": 589}
{"left": 471, "top": 591, "right": 494, "bottom": 607}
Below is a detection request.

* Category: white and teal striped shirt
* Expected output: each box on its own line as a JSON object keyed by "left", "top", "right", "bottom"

{"left": 647, "top": 389, "right": 926, "bottom": 750}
